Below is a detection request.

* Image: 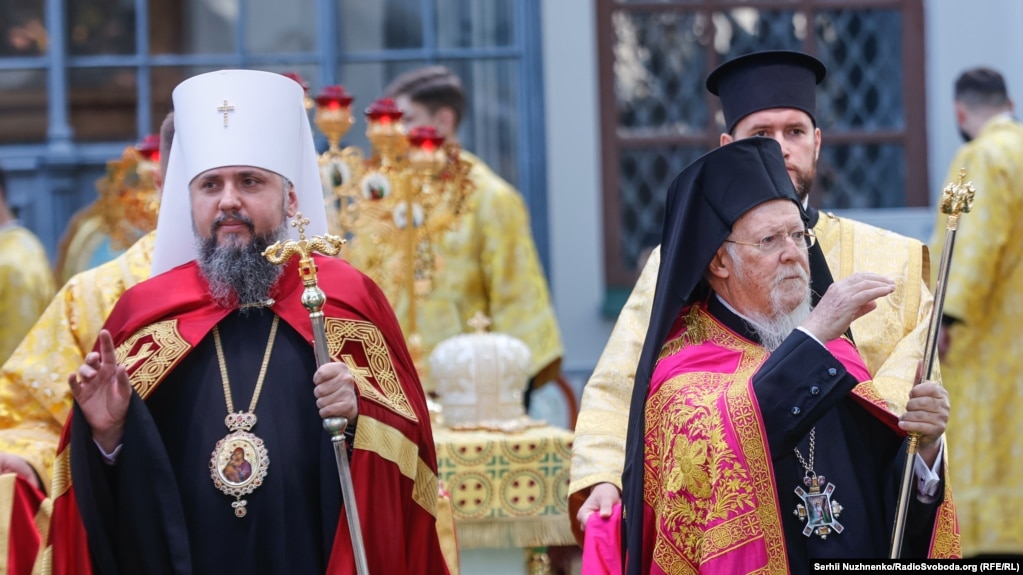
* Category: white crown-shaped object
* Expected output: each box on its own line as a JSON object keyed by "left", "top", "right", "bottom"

{"left": 429, "top": 312, "right": 541, "bottom": 431}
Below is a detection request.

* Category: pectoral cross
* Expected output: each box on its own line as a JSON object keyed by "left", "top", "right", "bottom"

{"left": 218, "top": 100, "right": 235, "bottom": 127}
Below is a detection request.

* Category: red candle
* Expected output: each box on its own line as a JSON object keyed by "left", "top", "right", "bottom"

{"left": 315, "top": 85, "right": 354, "bottom": 111}
{"left": 135, "top": 134, "right": 160, "bottom": 163}
{"left": 365, "top": 97, "right": 403, "bottom": 125}
{"left": 407, "top": 126, "right": 445, "bottom": 153}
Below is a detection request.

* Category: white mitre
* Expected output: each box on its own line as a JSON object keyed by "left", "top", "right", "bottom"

{"left": 151, "top": 69, "right": 327, "bottom": 276}
{"left": 429, "top": 312, "right": 544, "bottom": 432}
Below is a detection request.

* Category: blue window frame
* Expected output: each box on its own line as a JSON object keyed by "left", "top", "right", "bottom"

{"left": 0, "top": 0, "right": 549, "bottom": 274}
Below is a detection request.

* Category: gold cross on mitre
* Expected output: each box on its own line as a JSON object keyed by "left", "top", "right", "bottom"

{"left": 217, "top": 99, "right": 235, "bottom": 127}
{"left": 262, "top": 212, "right": 346, "bottom": 289}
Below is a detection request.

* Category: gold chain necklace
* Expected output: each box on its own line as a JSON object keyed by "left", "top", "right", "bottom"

{"left": 208, "top": 314, "right": 279, "bottom": 518}
{"left": 791, "top": 427, "right": 845, "bottom": 539}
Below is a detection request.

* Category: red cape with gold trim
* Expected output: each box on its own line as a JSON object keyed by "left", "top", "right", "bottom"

{"left": 46, "top": 254, "right": 448, "bottom": 575}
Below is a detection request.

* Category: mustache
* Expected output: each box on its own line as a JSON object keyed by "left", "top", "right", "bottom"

{"left": 776, "top": 263, "right": 810, "bottom": 285}
{"left": 211, "top": 213, "right": 255, "bottom": 235}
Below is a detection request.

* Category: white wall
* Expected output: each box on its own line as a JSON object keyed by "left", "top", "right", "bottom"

{"left": 925, "top": 0, "right": 1023, "bottom": 207}
{"left": 541, "top": 0, "right": 609, "bottom": 380}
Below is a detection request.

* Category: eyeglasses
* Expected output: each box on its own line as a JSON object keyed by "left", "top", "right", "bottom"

{"left": 723, "top": 230, "right": 817, "bottom": 252}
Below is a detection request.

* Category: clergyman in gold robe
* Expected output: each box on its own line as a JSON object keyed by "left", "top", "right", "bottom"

{"left": 930, "top": 67, "right": 1023, "bottom": 556}
{"left": 0, "top": 114, "right": 171, "bottom": 492}
{"left": 0, "top": 165, "right": 55, "bottom": 364}
{"left": 345, "top": 66, "right": 564, "bottom": 394}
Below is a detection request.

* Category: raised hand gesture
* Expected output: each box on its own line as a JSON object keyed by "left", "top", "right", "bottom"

{"left": 801, "top": 272, "right": 895, "bottom": 342}
{"left": 68, "top": 329, "right": 132, "bottom": 453}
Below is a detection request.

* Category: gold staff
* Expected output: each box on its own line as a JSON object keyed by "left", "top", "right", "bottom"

{"left": 890, "top": 168, "right": 975, "bottom": 558}
{"left": 263, "top": 213, "right": 370, "bottom": 575}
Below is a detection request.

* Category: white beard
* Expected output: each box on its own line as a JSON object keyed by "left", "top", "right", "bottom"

{"left": 745, "top": 295, "right": 812, "bottom": 352}
{"left": 727, "top": 243, "right": 813, "bottom": 351}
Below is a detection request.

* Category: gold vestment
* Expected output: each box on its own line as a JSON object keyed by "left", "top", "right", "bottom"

{"left": 346, "top": 151, "right": 563, "bottom": 390}
{"left": 930, "top": 114, "right": 1023, "bottom": 555}
{"left": 0, "top": 232, "right": 153, "bottom": 490}
{"left": 0, "top": 224, "right": 55, "bottom": 363}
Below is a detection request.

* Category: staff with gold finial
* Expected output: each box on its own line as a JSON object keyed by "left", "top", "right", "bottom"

{"left": 263, "top": 212, "right": 370, "bottom": 575}
{"left": 890, "top": 168, "right": 975, "bottom": 558}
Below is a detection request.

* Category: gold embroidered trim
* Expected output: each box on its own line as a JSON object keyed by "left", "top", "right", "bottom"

{"left": 354, "top": 416, "right": 438, "bottom": 516}
{"left": 645, "top": 305, "right": 789, "bottom": 573}
{"left": 51, "top": 447, "right": 71, "bottom": 500}
{"left": 114, "top": 319, "right": 190, "bottom": 399}
{"left": 325, "top": 318, "right": 417, "bottom": 422}
{"left": 658, "top": 305, "right": 712, "bottom": 362}
{"left": 931, "top": 481, "right": 962, "bottom": 558}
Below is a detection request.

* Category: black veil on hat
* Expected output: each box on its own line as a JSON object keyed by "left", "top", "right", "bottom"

{"left": 620, "top": 137, "right": 806, "bottom": 574}
{"left": 706, "top": 50, "right": 827, "bottom": 133}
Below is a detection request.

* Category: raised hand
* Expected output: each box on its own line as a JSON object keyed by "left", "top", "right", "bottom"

{"left": 68, "top": 329, "right": 131, "bottom": 453}
{"left": 313, "top": 361, "right": 359, "bottom": 422}
{"left": 801, "top": 272, "right": 895, "bottom": 342}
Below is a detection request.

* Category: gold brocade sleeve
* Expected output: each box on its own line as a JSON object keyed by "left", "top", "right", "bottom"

{"left": 814, "top": 213, "right": 936, "bottom": 414}
{"left": 466, "top": 153, "right": 563, "bottom": 379}
{"left": 0, "top": 232, "right": 153, "bottom": 491}
{"left": 569, "top": 245, "right": 659, "bottom": 507}
{"left": 0, "top": 226, "right": 56, "bottom": 364}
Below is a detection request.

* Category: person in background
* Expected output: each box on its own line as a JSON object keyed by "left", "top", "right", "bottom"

{"left": 931, "top": 66, "right": 1023, "bottom": 557}
{"left": 346, "top": 65, "right": 563, "bottom": 402}
{"left": 0, "top": 164, "right": 55, "bottom": 364}
{"left": 0, "top": 114, "right": 171, "bottom": 492}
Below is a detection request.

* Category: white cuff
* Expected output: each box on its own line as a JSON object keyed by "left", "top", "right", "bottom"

{"left": 94, "top": 439, "right": 123, "bottom": 465}
{"left": 913, "top": 438, "right": 944, "bottom": 503}
{"left": 795, "top": 326, "right": 825, "bottom": 347}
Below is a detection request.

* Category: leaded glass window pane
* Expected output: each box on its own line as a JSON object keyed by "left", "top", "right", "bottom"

{"left": 338, "top": 0, "right": 424, "bottom": 51}
{"left": 712, "top": 8, "right": 805, "bottom": 58}
{"left": 245, "top": 0, "right": 317, "bottom": 54}
{"left": 2, "top": 0, "right": 46, "bottom": 57}
{"left": 69, "top": 67, "right": 137, "bottom": 142}
{"left": 0, "top": 69, "right": 46, "bottom": 144}
{"left": 815, "top": 9, "right": 904, "bottom": 131}
{"left": 181, "top": 0, "right": 237, "bottom": 54}
{"left": 66, "top": 0, "right": 136, "bottom": 56}
{"left": 436, "top": 0, "right": 514, "bottom": 48}
{"left": 619, "top": 146, "right": 703, "bottom": 269}
{"left": 818, "top": 144, "right": 905, "bottom": 209}
{"left": 612, "top": 10, "right": 709, "bottom": 137}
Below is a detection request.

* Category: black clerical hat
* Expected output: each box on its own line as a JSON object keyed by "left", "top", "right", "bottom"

{"left": 622, "top": 137, "right": 805, "bottom": 575}
{"left": 656, "top": 136, "right": 805, "bottom": 308}
{"left": 706, "top": 50, "right": 827, "bottom": 133}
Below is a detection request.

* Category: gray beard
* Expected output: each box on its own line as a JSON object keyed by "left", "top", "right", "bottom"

{"left": 727, "top": 242, "right": 813, "bottom": 351}
{"left": 746, "top": 295, "right": 812, "bottom": 352}
{"left": 196, "top": 219, "right": 287, "bottom": 310}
